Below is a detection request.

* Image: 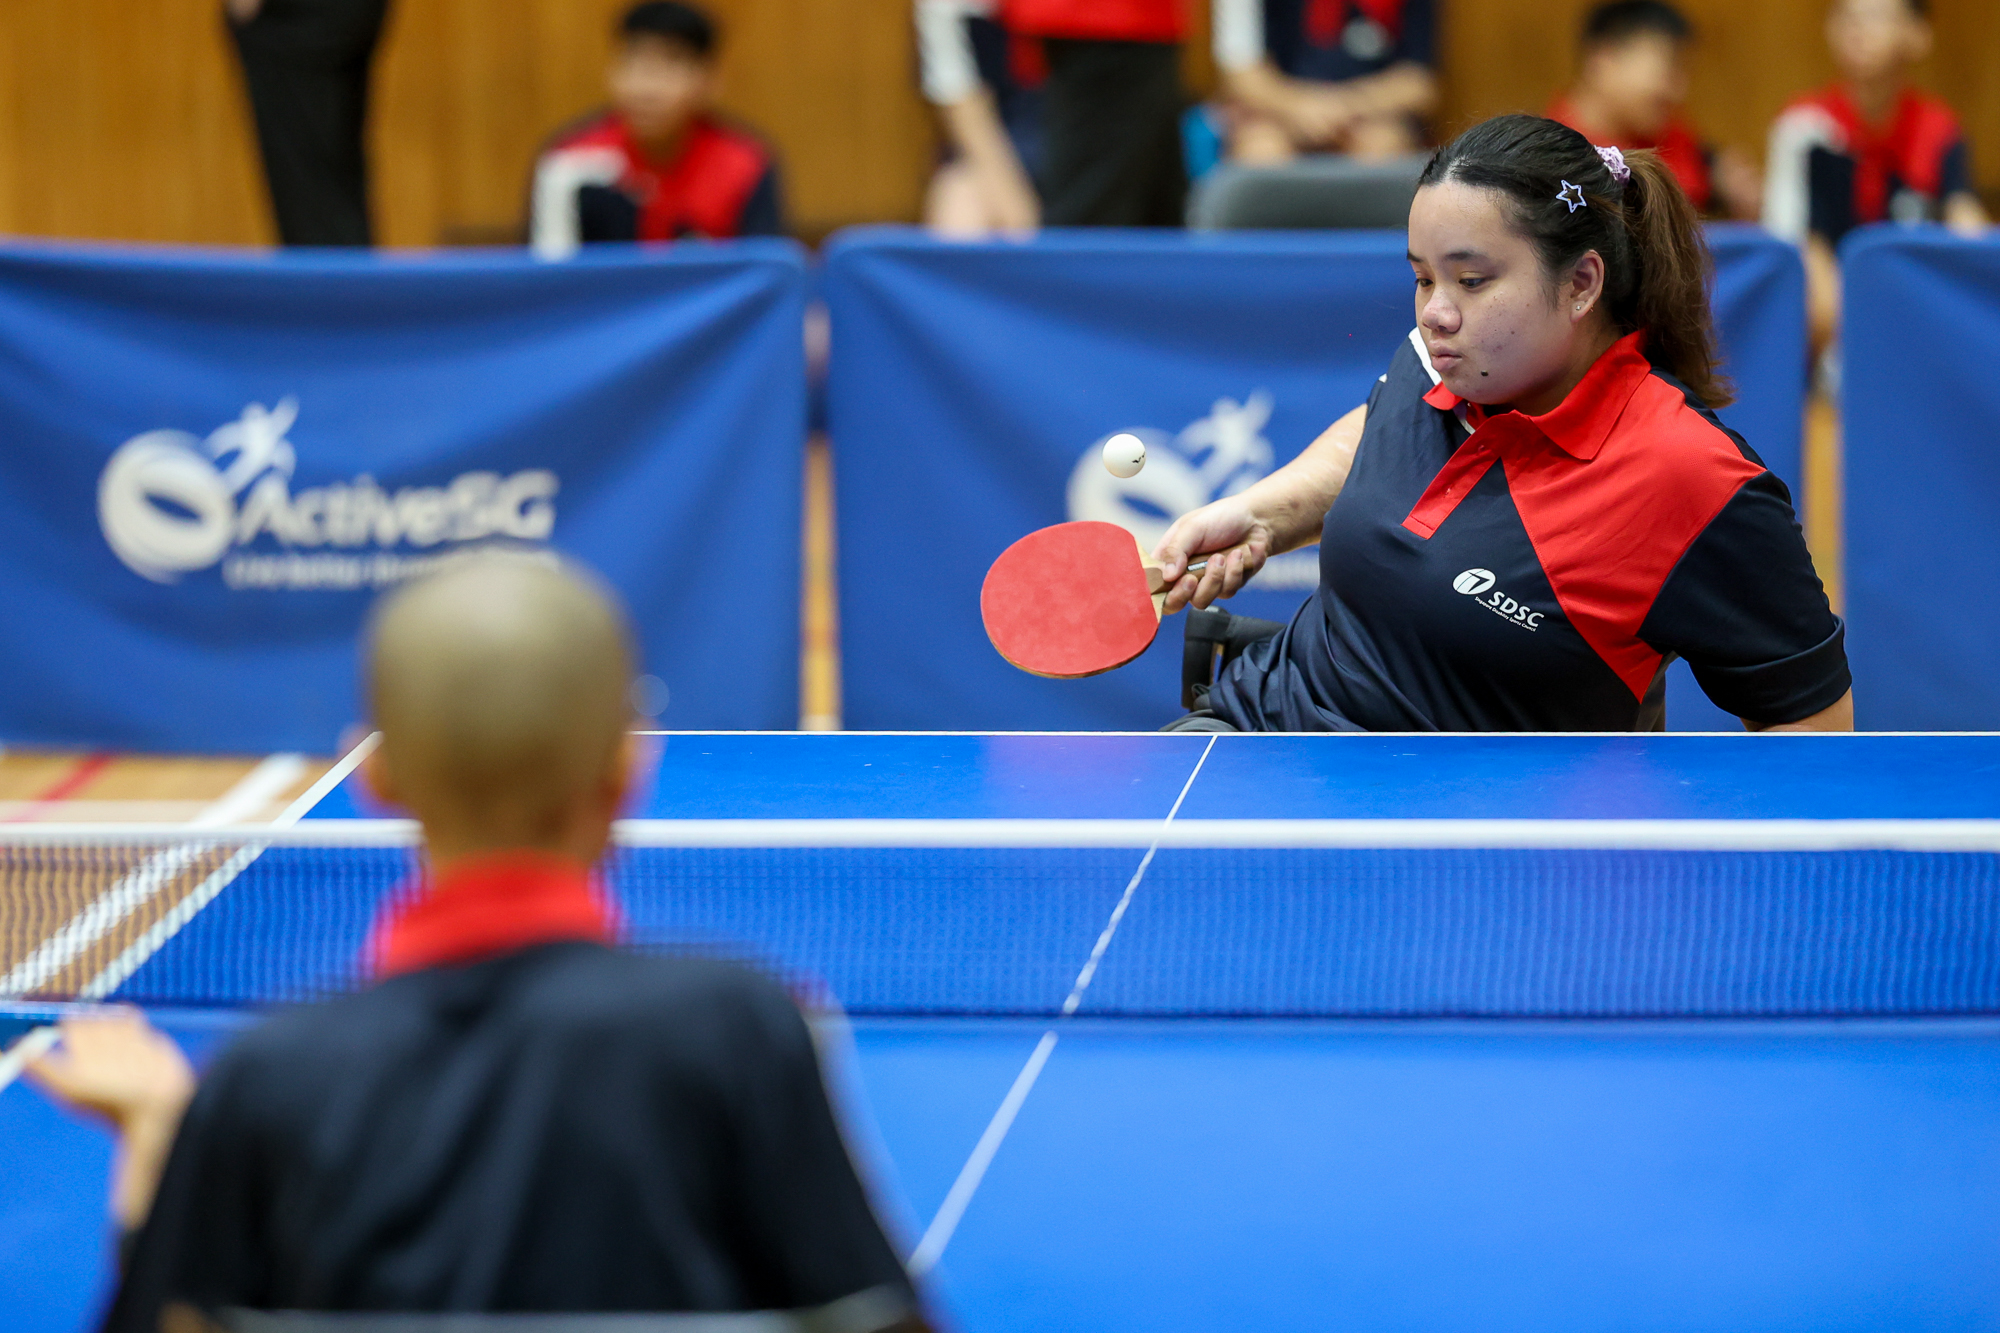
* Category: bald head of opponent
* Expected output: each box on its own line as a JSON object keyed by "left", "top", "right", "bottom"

{"left": 361, "top": 553, "right": 637, "bottom": 870}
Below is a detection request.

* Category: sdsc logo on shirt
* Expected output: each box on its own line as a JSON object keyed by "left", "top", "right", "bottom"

{"left": 1064, "top": 391, "right": 1319, "bottom": 592}
{"left": 1454, "top": 567, "right": 1544, "bottom": 631}
{"left": 97, "top": 399, "right": 559, "bottom": 590}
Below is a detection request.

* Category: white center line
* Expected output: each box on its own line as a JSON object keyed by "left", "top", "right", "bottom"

{"left": 906, "top": 735, "right": 1218, "bottom": 1277}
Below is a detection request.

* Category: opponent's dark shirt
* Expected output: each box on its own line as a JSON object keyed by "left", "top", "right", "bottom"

{"left": 1263, "top": 0, "right": 1433, "bottom": 84}
{"left": 103, "top": 940, "right": 911, "bottom": 1326}
{"left": 1209, "top": 330, "right": 1849, "bottom": 732}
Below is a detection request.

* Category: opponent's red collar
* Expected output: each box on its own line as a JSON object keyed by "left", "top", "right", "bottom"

{"left": 1421, "top": 330, "right": 1652, "bottom": 461}
{"left": 367, "top": 849, "right": 621, "bottom": 979}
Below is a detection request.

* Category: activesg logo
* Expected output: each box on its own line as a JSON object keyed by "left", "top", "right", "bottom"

{"left": 97, "top": 399, "right": 559, "bottom": 590}
{"left": 1454, "top": 567, "right": 1544, "bottom": 631}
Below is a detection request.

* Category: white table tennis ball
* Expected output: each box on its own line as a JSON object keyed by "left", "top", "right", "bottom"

{"left": 1101, "top": 432, "right": 1147, "bottom": 479}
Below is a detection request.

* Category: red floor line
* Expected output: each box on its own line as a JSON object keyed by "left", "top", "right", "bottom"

{"left": 3, "top": 751, "right": 118, "bottom": 822}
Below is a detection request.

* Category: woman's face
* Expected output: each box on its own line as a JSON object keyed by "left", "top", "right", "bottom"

{"left": 1407, "top": 181, "right": 1600, "bottom": 410}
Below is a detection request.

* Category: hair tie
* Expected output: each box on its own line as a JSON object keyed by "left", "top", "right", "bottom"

{"left": 1596, "top": 145, "right": 1632, "bottom": 183}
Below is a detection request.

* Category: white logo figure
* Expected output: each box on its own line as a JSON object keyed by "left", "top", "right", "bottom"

{"left": 99, "top": 400, "right": 301, "bottom": 583}
{"left": 1452, "top": 568, "right": 1497, "bottom": 595}
{"left": 1065, "top": 392, "right": 1317, "bottom": 592}
{"left": 97, "top": 400, "right": 560, "bottom": 586}
{"left": 1454, "top": 566, "right": 1544, "bottom": 631}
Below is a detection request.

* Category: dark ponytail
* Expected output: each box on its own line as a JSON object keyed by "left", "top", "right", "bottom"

{"left": 1417, "top": 114, "right": 1733, "bottom": 408}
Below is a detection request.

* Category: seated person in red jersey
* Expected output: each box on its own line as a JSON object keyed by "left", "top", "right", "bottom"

{"left": 1763, "top": 0, "right": 1988, "bottom": 355}
{"left": 1213, "top": 0, "right": 1439, "bottom": 164}
{"left": 1546, "top": 1, "right": 1759, "bottom": 220}
{"left": 531, "top": 2, "right": 784, "bottom": 258}
{"left": 58, "top": 554, "right": 925, "bottom": 1331}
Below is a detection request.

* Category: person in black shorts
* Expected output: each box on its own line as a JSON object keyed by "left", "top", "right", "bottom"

{"left": 226, "top": 0, "right": 391, "bottom": 246}
{"left": 63, "top": 555, "right": 925, "bottom": 1330}
{"left": 1000, "top": 0, "right": 1189, "bottom": 226}
{"left": 1155, "top": 115, "right": 1852, "bottom": 734}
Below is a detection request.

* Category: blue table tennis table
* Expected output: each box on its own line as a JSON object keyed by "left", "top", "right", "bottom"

{"left": 5, "top": 732, "right": 2000, "bottom": 1332}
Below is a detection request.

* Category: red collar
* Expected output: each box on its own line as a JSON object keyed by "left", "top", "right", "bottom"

{"left": 1420, "top": 330, "right": 1652, "bottom": 461}
{"left": 367, "top": 850, "right": 621, "bottom": 978}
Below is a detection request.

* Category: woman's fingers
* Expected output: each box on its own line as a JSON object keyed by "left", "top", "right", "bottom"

{"left": 1180, "top": 543, "right": 1268, "bottom": 609}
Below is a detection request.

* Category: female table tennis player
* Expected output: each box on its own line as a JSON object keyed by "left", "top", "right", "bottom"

{"left": 1154, "top": 113, "right": 1852, "bottom": 733}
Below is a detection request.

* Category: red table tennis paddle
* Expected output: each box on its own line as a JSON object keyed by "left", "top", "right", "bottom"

{"left": 980, "top": 520, "right": 1203, "bottom": 678}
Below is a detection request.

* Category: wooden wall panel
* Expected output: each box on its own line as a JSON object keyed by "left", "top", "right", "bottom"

{"left": 0, "top": 0, "right": 270, "bottom": 245}
{"left": 0, "top": 0, "right": 1990, "bottom": 249}
{"left": 366, "top": 0, "right": 933, "bottom": 246}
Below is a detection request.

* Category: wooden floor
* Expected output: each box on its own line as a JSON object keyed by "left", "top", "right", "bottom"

{"left": 0, "top": 751, "right": 334, "bottom": 825}
{"left": 0, "top": 750, "right": 341, "bottom": 995}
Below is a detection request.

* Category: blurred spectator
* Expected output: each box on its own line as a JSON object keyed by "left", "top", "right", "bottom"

{"left": 1212, "top": 0, "right": 1437, "bottom": 164}
{"left": 226, "top": 0, "right": 390, "bottom": 246}
{"left": 1002, "top": 0, "right": 1188, "bottom": 225}
{"left": 916, "top": 0, "right": 1044, "bottom": 236}
{"left": 1765, "top": 0, "right": 1988, "bottom": 357}
{"left": 1546, "top": 1, "right": 1760, "bottom": 219}
{"left": 531, "top": 2, "right": 783, "bottom": 259}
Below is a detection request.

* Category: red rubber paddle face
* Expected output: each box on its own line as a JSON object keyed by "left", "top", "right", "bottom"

{"left": 980, "top": 521, "right": 1162, "bottom": 678}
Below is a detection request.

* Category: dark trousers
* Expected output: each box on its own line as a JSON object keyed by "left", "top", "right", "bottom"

{"left": 1038, "top": 39, "right": 1187, "bottom": 227}
{"left": 229, "top": 0, "right": 390, "bottom": 246}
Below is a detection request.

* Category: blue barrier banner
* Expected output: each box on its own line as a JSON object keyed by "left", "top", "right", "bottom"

{"left": 0, "top": 242, "right": 807, "bottom": 751}
{"left": 1842, "top": 228, "right": 2000, "bottom": 729}
{"left": 828, "top": 227, "right": 1804, "bottom": 731}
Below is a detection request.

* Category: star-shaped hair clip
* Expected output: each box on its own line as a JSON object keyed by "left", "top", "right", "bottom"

{"left": 1557, "top": 180, "right": 1587, "bottom": 212}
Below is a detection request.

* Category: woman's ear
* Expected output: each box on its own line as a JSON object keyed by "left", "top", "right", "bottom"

{"left": 1568, "top": 250, "right": 1608, "bottom": 322}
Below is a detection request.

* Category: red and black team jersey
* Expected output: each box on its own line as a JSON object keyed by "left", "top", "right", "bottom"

{"left": 1765, "top": 85, "right": 1972, "bottom": 244}
{"left": 1545, "top": 94, "right": 1714, "bottom": 214}
{"left": 1210, "top": 331, "right": 1849, "bottom": 732}
{"left": 105, "top": 853, "right": 910, "bottom": 1326}
{"left": 530, "top": 111, "right": 783, "bottom": 258}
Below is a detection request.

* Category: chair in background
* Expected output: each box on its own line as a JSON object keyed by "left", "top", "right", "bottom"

{"left": 1186, "top": 154, "right": 1428, "bottom": 230}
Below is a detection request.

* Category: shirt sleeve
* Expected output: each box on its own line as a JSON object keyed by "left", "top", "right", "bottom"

{"left": 1763, "top": 105, "right": 1834, "bottom": 244}
{"left": 100, "top": 1050, "right": 271, "bottom": 1332}
{"left": 723, "top": 979, "right": 915, "bottom": 1311}
{"left": 915, "top": 0, "right": 987, "bottom": 104}
{"left": 1638, "top": 471, "right": 1851, "bottom": 725}
{"left": 1211, "top": 0, "right": 1265, "bottom": 71}
{"left": 530, "top": 146, "right": 624, "bottom": 260}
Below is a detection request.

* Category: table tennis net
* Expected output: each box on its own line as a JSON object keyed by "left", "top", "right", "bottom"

{"left": 3, "top": 826, "right": 1997, "bottom": 1017}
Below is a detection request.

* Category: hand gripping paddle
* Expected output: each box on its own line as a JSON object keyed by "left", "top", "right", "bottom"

{"left": 980, "top": 520, "right": 1203, "bottom": 678}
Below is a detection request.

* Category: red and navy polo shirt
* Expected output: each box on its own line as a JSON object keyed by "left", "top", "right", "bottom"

{"left": 1208, "top": 330, "right": 1850, "bottom": 732}
{"left": 1765, "top": 85, "right": 1971, "bottom": 245}
{"left": 530, "top": 111, "right": 783, "bottom": 258}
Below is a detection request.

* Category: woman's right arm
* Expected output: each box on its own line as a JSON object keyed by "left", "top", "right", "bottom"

{"left": 1153, "top": 402, "right": 1367, "bottom": 613}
